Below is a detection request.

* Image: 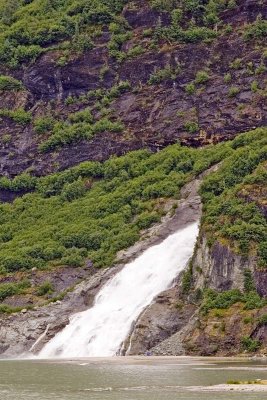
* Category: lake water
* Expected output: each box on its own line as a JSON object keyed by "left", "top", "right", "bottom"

{"left": 0, "top": 357, "right": 266, "bottom": 400}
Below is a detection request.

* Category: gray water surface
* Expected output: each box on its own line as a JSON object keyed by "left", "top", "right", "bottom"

{"left": 0, "top": 357, "right": 267, "bottom": 400}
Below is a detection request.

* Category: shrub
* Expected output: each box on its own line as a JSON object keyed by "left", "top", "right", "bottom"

{"left": 230, "top": 58, "right": 242, "bottom": 69}
{"left": 184, "top": 121, "right": 199, "bottom": 133}
{"left": 68, "top": 109, "right": 93, "bottom": 124}
{"left": 0, "top": 75, "right": 24, "bottom": 91}
{"left": 185, "top": 82, "right": 196, "bottom": 94}
{"left": 0, "top": 127, "right": 265, "bottom": 275}
{"left": 60, "top": 177, "right": 86, "bottom": 202}
{"left": 135, "top": 211, "right": 160, "bottom": 229}
{"left": 182, "top": 262, "right": 193, "bottom": 294}
{"left": 241, "top": 336, "right": 261, "bottom": 352}
{"left": 127, "top": 45, "right": 144, "bottom": 58}
{"left": 228, "top": 86, "right": 240, "bottom": 97}
{"left": 201, "top": 289, "right": 243, "bottom": 314}
{"left": 244, "top": 19, "right": 267, "bottom": 41}
{"left": 258, "top": 242, "right": 267, "bottom": 267}
{"left": 34, "top": 116, "right": 55, "bottom": 134}
{"left": 243, "top": 292, "right": 266, "bottom": 310}
{"left": 243, "top": 269, "right": 255, "bottom": 293}
{"left": 251, "top": 80, "right": 259, "bottom": 93}
{"left": 0, "top": 280, "right": 30, "bottom": 301}
{"left": 0, "top": 108, "right": 32, "bottom": 125}
{"left": 36, "top": 281, "right": 54, "bottom": 296}
{"left": 258, "top": 314, "right": 267, "bottom": 326}
{"left": 224, "top": 73, "right": 231, "bottom": 83}
{"left": 195, "top": 70, "right": 209, "bottom": 84}
{"left": 148, "top": 64, "right": 180, "bottom": 84}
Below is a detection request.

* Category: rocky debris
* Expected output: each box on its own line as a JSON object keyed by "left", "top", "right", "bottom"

{"left": 0, "top": 267, "right": 116, "bottom": 357}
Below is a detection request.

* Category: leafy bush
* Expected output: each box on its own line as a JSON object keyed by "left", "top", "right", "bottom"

{"left": 244, "top": 19, "right": 267, "bottom": 41}
{"left": 0, "top": 108, "right": 32, "bottom": 124}
{"left": 0, "top": 280, "right": 30, "bottom": 301}
{"left": 201, "top": 288, "right": 243, "bottom": 314}
{"left": 195, "top": 70, "right": 209, "bottom": 84}
{"left": 182, "top": 262, "right": 193, "bottom": 294}
{"left": 258, "top": 314, "right": 267, "bottom": 327}
{"left": 39, "top": 118, "right": 123, "bottom": 153}
{"left": 36, "top": 281, "right": 54, "bottom": 296}
{"left": 0, "top": 136, "right": 232, "bottom": 272}
{"left": 228, "top": 86, "right": 240, "bottom": 97}
{"left": 0, "top": 128, "right": 265, "bottom": 275}
{"left": 200, "top": 127, "right": 267, "bottom": 268}
{"left": 148, "top": 64, "right": 181, "bottom": 85}
{"left": 184, "top": 121, "right": 199, "bottom": 133}
{"left": 241, "top": 336, "right": 261, "bottom": 352}
{"left": 0, "top": 75, "right": 23, "bottom": 91}
{"left": 243, "top": 269, "right": 256, "bottom": 293}
{"left": 68, "top": 109, "right": 93, "bottom": 124}
{"left": 34, "top": 116, "right": 55, "bottom": 134}
{"left": 185, "top": 82, "right": 196, "bottom": 94}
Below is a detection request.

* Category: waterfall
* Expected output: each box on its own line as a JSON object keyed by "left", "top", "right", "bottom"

{"left": 38, "top": 222, "right": 199, "bottom": 358}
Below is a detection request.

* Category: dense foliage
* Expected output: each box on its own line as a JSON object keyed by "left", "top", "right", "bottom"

{"left": 0, "top": 0, "right": 262, "bottom": 68}
{"left": 200, "top": 127, "right": 267, "bottom": 267}
{"left": 0, "top": 0, "right": 129, "bottom": 67}
{"left": 0, "top": 127, "right": 266, "bottom": 278}
{"left": 0, "top": 139, "right": 231, "bottom": 273}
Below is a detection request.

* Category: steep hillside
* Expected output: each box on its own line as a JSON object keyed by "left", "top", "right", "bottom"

{"left": 0, "top": 0, "right": 266, "bottom": 181}
{"left": 0, "top": 0, "right": 266, "bottom": 356}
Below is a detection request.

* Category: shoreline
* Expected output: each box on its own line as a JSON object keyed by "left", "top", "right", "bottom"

{"left": 2, "top": 355, "right": 267, "bottom": 364}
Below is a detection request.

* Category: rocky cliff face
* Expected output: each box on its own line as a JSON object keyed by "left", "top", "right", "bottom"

{"left": 125, "top": 232, "right": 267, "bottom": 357}
{"left": 1, "top": 0, "right": 267, "bottom": 180}
{"left": 0, "top": 0, "right": 266, "bottom": 357}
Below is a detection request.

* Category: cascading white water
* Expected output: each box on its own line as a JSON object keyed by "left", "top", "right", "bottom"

{"left": 39, "top": 222, "right": 199, "bottom": 358}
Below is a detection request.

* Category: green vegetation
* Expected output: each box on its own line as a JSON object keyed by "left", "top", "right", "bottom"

{"left": 244, "top": 18, "right": 267, "bottom": 41}
{"left": 258, "top": 314, "right": 267, "bottom": 326}
{"left": 0, "top": 108, "right": 32, "bottom": 125}
{"left": 0, "top": 280, "right": 30, "bottom": 301}
{"left": 200, "top": 127, "right": 267, "bottom": 266}
{"left": 184, "top": 121, "right": 199, "bottom": 133}
{"left": 182, "top": 262, "right": 193, "bottom": 294}
{"left": 201, "top": 288, "right": 267, "bottom": 315}
{"left": 241, "top": 336, "right": 261, "bottom": 352}
{"left": 34, "top": 116, "right": 55, "bottom": 134}
{"left": 148, "top": 63, "right": 181, "bottom": 85}
{"left": 228, "top": 86, "right": 239, "bottom": 97}
{"left": 36, "top": 281, "right": 54, "bottom": 296}
{"left": 151, "top": 0, "right": 221, "bottom": 44}
{"left": 0, "top": 0, "right": 128, "bottom": 67}
{"left": 185, "top": 82, "right": 196, "bottom": 95}
{"left": 0, "top": 127, "right": 265, "bottom": 278}
{"left": 39, "top": 117, "right": 124, "bottom": 152}
{"left": 195, "top": 70, "right": 210, "bottom": 85}
{"left": 243, "top": 269, "right": 256, "bottom": 293}
{"left": 0, "top": 75, "right": 23, "bottom": 91}
{"left": 0, "top": 138, "right": 233, "bottom": 272}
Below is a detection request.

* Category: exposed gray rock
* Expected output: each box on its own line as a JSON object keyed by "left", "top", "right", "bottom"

{"left": 192, "top": 235, "right": 257, "bottom": 292}
{"left": 0, "top": 268, "right": 115, "bottom": 357}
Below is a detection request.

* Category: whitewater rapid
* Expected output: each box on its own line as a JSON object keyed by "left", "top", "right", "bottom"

{"left": 39, "top": 222, "right": 199, "bottom": 358}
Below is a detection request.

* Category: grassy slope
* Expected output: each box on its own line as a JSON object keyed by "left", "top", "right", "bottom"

{"left": 0, "top": 127, "right": 266, "bottom": 309}
{"left": 0, "top": 1, "right": 266, "bottom": 310}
